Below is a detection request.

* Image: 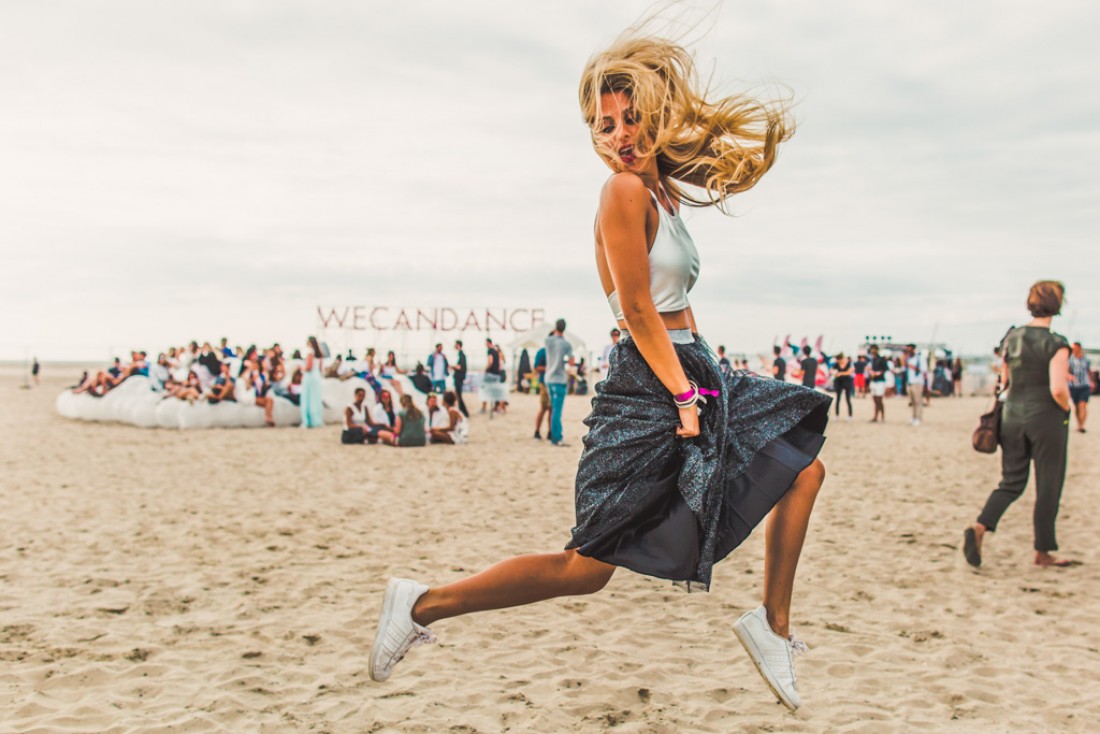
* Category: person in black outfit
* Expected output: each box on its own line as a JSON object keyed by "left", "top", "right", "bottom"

{"left": 965, "top": 281, "right": 1075, "bottom": 569}
{"left": 409, "top": 363, "right": 434, "bottom": 394}
{"left": 772, "top": 345, "right": 786, "bottom": 381}
{"left": 452, "top": 340, "right": 469, "bottom": 417}
{"left": 868, "top": 345, "right": 888, "bottom": 422}
{"left": 485, "top": 338, "right": 501, "bottom": 377}
{"left": 798, "top": 345, "right": 818, "bottom": 388}
{"left": 831, "top": 352, "right": 854, "bottom": 419}
{"left": 482, "top": 337, "right": 506, "bottom": 413}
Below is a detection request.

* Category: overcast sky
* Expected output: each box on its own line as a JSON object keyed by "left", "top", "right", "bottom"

{"left": 2, "top": 1, "right": 1098, "bottom": 364}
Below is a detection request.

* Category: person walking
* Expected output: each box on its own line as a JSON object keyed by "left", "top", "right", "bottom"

{"left": 964, "top": 281, "right": 1075, "bottom": 568}
{"left": 1068, "top": 342, "right": 1092, "bottom": 433}
{"left": 772, "top": 345, "right": 786, "bottom": 381}
{"left": 905, "top": 344, "right": 925, "bottom": 426}
{"left": 532, "top": 342, "right": 551, "bottom": 439}
{"left": 452, "top": 340, "right": 469, "bottom": 417}
{"left": 368, "top": 29, "right": 829, "bottom": 711}
{"left": 794, "top": 344, "right": 818, "bottom": 389}
{"left": 545, "top": 319, "right": 574, "bottom": 446}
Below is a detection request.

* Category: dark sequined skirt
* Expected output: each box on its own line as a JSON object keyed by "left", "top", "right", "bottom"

{"left": 566, "top": 334, "right": 830, "bottom": 590}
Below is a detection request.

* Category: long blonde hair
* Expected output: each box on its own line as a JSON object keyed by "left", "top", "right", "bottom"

{"left": 579, "top": 34, "right": 794, "bottom": 212}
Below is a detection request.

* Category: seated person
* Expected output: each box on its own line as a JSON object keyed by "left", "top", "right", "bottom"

{"left": 128, "top": 351, "right": 149, "bottom": 378}
{"left": 380, "top": 351, "right": 403, "bottom": 378}
{"left": 148, "top": 353, "right": 172, "bottom": 391}
{"left": 377, "top": 394, "right": 426, "bottom": 447}
{"left": 342, "top": 387, "right": 381, "bottom": 444}
{"left": 337, "top": 355, "right": 359, "bottom": 381}
{"left": 167, "top": 371, "right": 204, "bottom": 403}
{"left": 430, "top": 391, "right": 468, "bottom": 445}
{"left": 196, "top": 343, "right": 222, "bottom": 383}
{"left": 73, "top": 354, "right": 136, "bottom": 396}
{"left": 251, "top": 362, "right": 277, "bottom": 427}
{"left": 206, "top": 362, "right": 237, "bottom": 404}
{"left": 272, "top": 367, "right": 302, "bottom": 405}
{"left": 371, "top": 389, "right": 396, "bottom": 429}
{"left": 409, "top": 363, "right": 433, "bottom": 394}
{"left": 324, "top": 354, "right": 344, "bottom": 379}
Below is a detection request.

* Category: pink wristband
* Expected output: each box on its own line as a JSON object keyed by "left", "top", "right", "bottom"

{"left": 673, "top": 386, "right": 696, "bottom": 403}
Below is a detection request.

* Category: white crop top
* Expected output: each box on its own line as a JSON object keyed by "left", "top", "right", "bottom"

{"left": 607, "top": 188, "right": 701, "bottom": 322}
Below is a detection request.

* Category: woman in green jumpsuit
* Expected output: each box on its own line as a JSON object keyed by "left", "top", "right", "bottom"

{"left": 964, "top": 281, "right": 1074, "bottom": 568}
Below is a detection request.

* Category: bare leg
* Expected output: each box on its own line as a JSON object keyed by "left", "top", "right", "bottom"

{"left": 412, "top": 550, "right": 615, "bottom": 626}
{"left": 257, "top": 396, "right": 275, "bottom": 425}
{"left": 763, "top": 459, "right": 825, "bottom": 638}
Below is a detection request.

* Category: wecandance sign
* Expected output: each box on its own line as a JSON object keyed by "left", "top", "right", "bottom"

{"left": 317, "top": 306, "right": 546, "bottom": 332}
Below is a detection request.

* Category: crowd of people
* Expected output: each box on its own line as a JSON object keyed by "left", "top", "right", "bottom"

{"left": 67, "top": 336, "right": 499, "bottom": 443}
{"left": 342, "top": 388, "right": 468, "bottom": 447}
{"left": 71, "top": 337, "right": 327, "bottom": 428}
{"left": 59, "top": 325, "right": 1099, "bottom": 440}
{"left": 759, "top": 342, "right": 967, "bottom": 426}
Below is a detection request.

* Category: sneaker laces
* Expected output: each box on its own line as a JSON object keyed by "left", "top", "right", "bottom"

{"left": 789, "top": 634, "right": 808, "bottom": 656}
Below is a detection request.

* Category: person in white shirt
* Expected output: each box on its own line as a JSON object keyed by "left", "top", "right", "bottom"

{"left": 342, "top": 387, "right": 372, "bottom": 444}
{"left": 599, "top": 328, "right": 621, "bottom": 375}
{"left": 427, "top": 344, "right": 450, "bottom": 394}
{"left": 371, "top": 389, "right": 397, "bottom": 429}
{"left": 905, "top": 344, "right": 925, "bottom": 426}
{"left": 430, "top": 391, "right": 469, "bottom": 445}
{"left": 148, "top": 353, "right": 172, "bottom": 391}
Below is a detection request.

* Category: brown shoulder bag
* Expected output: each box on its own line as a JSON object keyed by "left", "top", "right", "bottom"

{"left": 972, "top": 397, "right": 1003, "bottom": 453}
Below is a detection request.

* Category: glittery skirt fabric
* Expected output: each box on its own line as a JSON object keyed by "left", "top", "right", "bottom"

{"left": 566, "top": 335, "right": 830, "bottom": 590}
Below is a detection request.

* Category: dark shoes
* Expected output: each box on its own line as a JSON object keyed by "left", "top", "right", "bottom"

{"left": 962, "top": 527, "right": 981, "bottom": 568}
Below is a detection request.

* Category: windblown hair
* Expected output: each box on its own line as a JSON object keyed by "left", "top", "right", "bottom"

{"left": 579, "top": 34, "right": 794, "bottom": 211}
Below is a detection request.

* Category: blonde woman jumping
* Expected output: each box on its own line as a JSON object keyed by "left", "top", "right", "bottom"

{"left": 369, "top": 28, "right": 830, "bottom": 711}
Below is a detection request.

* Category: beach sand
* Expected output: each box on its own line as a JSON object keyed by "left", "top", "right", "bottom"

{"left": 1, "top": 368, "right": 1098, "bottom": 733}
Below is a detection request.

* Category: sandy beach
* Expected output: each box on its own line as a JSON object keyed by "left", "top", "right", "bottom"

{"left": 1, "top": 368, "right": 1098, "bottom": 733}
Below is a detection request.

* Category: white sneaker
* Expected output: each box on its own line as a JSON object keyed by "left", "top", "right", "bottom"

{"left": 733, "top": 606, "right": 807, "bottom": 711}
{"left": 368, "top": 578, "right": 437, "bottom": 682}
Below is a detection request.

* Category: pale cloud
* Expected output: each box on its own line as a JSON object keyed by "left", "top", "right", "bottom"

{"left": 2, "top": 1, "right": 1097, "bottom": 362}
